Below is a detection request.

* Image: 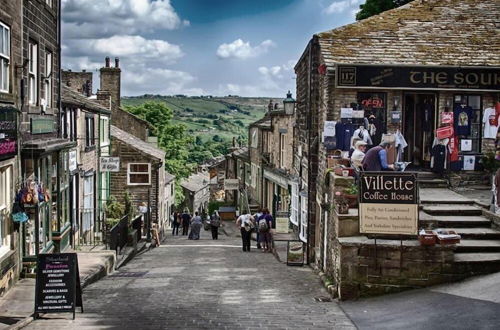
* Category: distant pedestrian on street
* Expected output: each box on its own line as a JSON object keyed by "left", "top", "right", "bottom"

{"left": 210, "top": 211, "right": 221, "bottom": 240}
{"left": 236, "top": 212, "right": 254, "bottom": 252}
{"left": 258, "top": 208, "right": 274, "bottom": 253}
{"left": 181, "top": 210, "right": 191, "bottom": 236}
{"left": 189, "top": 212, "right": 203, "bottom": 240}
{"left": 172, "top": 211, "right": 180, "bottom": 236}
{"left": 253, "top": 208, "right": 263, "bottom": 249}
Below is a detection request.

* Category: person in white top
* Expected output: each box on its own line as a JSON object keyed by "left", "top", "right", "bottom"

{"left": 236, "top": 213, "right": 255, "bottom": 252}
{"left": 350, "top": 140, "right": 367, "bottom": 170}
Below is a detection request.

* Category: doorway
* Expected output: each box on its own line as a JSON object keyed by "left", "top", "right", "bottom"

{"left": 403, "top": 93, "right": 436, "bottom": 167}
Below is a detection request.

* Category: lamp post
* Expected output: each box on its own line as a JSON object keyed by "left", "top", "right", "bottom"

{"left": 283, "top": 91, "right": 296, "bottom": 115}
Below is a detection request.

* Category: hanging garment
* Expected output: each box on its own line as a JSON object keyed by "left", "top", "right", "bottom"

{"left": 351, "top": 127, "right": 373, "bottom": 147}
{"left": 395, "top": 130, "right": 408, "bottom": 162}
{"left": 369, "top": 116, "right": 383, "bottom": 145}
{"left": 453, "top": 105, "right": 473, "bottom": 136}
{"left": 431, "top": 144, "right": 446, "bottom": 174}
{"left": 335, "top": 121, "right": 355, "bottom": 151}
{"left": 482, "top": 107, "right": 498, "bottom": 139}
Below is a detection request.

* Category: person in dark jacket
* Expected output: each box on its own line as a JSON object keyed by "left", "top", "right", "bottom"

{"left": 362, "top": 141, "right": 394, "bottom": 171}
{"left": 181, "top": 210, "right": 191, "bottom": 235}
{"left": 171, "top": 211, "right": 180, "bottom": 236}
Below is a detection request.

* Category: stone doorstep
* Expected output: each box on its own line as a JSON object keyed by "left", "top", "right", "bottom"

{"left": 0, "top": 251, "right": 116, "bottom": 330}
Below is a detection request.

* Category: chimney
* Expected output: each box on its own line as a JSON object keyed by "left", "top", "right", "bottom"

{"left": 100, "top": 56, "right": 121, "bottom": 110}
{"left": 268, "top": 99, "right": 273, "bottom": 112}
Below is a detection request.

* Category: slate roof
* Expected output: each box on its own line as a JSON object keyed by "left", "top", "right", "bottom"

{"left": 165, "top": 173, "right": 175, "bottom": 184}
{"left": 315, "top": 0, "right": 500, "bottom": 67}
{"left": 181, "top": 172, "right": 209, "bottom": 192}
{"left": 111, "top": 125, "right": 165, "bottom": 160}
{"left": 61, "top": 85, "right": 111, "bottom": 114}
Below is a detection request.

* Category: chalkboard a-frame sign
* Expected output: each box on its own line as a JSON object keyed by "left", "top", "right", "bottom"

{"left": 35, "top": 253, "right": 83, "bottom": 319}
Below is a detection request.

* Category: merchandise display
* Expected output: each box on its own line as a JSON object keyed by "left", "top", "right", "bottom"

{"left": 453, "top": 104, "right": 473, "bottom": 136}
{"left": 482, "top": 107, "right": 498, "bottom": 139}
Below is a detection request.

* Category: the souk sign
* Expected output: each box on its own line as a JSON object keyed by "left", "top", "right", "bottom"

{"left": 359, "top": 172, "right": 418, "bottom": 235}
{"left": 336, "top": 64, "right": 500, "bottom": 92}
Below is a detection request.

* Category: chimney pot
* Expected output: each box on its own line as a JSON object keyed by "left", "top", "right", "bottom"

{"left": 82, "top": 69, "right": 86, "bottom": 72}
{"left": 105, "top": 57, "right": 110, "bottom": 68}
{"left": 115, "top": 57, "right": 120, "bottom": 68}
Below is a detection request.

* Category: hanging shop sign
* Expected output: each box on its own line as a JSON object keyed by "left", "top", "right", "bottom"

{"left": 31, "top": 118, "right": 55, "bottom": 134}
{"left": 275, "top": 216, "right": 289, "bottom": 234}
{"left": 337, "top": 65, "right": 500, "bottom": 91}
{"left": 99, "top": 157, "right": 120, "bottom": 172}
{"left": 224, "top": 179, "right": 239, "bottom": 190}
{"left": 0, "top": 107, "right": 17, "bottom": 161}
{"left": 359, "top": 172, "right": 418, "bottom": 235}
{"left": 35, "top": 253, "right": 83, "bottom": 319}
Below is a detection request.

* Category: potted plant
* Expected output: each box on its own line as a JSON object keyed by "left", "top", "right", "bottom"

{"left": 344, "top": 183, "right": 359, "bottom": 208}
{"left": 334, "top": 191, "right": 349, "bottom": 214}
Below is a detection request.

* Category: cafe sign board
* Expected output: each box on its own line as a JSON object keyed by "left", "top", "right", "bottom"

{"left": 359, "top": 172, "right": 418, "bottom": 235}
{"left": 99, "top": 157, "right": 120, "bottom": 172}
{"left": 336, "top": 64, "right": 500, "bottom": 92}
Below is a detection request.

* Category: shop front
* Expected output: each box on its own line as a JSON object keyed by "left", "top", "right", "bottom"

{"left": 332, "top": 64, "right": 500, "bottom": 172}
{"left": 20, "top": 138, "right": 75, "bottom": 264}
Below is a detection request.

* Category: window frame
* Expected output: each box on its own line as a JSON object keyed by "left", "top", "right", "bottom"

{"left": 99, "top": 116, "right": 110, "bottom": 147}
{"left": 85, "top": 115, "right": 95, "bottom": 149}
{"left": 279, "top": 133, "right": 286, "bottom": 169}
{"left": 28, "top": 42, "right": 38, "bottom": 105}
{"left": 299, "top": 195, "right": 308, "bottom": 243}
{"left": 43, "top": 52, "right": 52, "bottom": 109}
{"left": 0, "top": 166, "right": 13, "bottom": 253}
{"left": 127, "top": 163, "right": 151, "bottom": 186}
{"left": 290, "top": 183, "right": 299, "bottom": 226}
{"left": 0, "top": 22, "right": 10, "bottom": 93}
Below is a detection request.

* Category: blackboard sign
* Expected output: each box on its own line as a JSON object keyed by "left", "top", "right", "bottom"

{"left": 35, "top": 253, "right": 83, "bottom": 319}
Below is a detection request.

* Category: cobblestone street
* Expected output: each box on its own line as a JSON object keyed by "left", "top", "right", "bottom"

{"left": 25, "top": 231, "right": 355, "bottom": 329}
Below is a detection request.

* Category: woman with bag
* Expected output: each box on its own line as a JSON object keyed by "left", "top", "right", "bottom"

{"left": 236, "top": 212, "right": 254, "bottom": 252}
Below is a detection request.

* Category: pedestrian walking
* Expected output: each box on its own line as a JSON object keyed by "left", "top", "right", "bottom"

{"left": 210, "top": 211, "right": 221, "bottom": 240}
{"left": 258, "top": 208, "right": 274, "bottom": 253}
{"left": 181, "top": 210, "right": 191, "bottom": 236}
{"left": 189, "top": 212, "right": 203, "bottom": 240}
{"left": 171, "top": 211, "right": 180, "bottom": 236}
{"left": 253, "top": 208, "right": 263, "bottom": 249}
{"left": 236, "top": 212, "right": 254, "bottom": 252}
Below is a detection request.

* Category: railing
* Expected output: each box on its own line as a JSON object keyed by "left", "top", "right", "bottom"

{"left": 131, "top": 214, "right": 143, "bottom": 243}
{"left": 108, "top": 215, "right": 129, "bottom": 254}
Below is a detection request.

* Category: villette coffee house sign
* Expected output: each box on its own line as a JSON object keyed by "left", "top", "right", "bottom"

{"left": 359, "top": 172, "right": 418, "bottom": 236}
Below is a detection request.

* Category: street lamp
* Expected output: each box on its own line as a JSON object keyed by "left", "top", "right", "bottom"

{"left": 283, "top": 91, "right": 296, "bottom": 115}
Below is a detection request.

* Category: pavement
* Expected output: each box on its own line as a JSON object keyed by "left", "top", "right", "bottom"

{"left": 341, "top": 272, "right": 500, "bottom": 330}
{"left": 0, "top": 251, "right": 115, "bottom": 330}
{"left": 22, "top": 228, "right": 355, "bottom": 330}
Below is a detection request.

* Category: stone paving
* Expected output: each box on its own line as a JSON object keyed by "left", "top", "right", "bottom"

{"left": 24, "top": 230, "right": 355, "bottom": 330}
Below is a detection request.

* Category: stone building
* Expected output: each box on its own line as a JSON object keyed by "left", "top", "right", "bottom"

{"left": 295, "top": 0, "right": 500, "bottom": 298}
{"left": 19, "top": 0, "right": 75, "bottom": 262}
{"left": 180, "top": 171, "right": 210, "bottom": 214}
{"left": 61, "top": 83, "right": 111, "bottom": 248}
{"left": 0, "top": 0, "right": 22, "bottom": 296}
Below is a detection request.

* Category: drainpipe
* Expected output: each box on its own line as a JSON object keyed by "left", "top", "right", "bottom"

{"left": 305, "top": 40, "right": 312, "bottom": 265}
{"left": 57, "top": 0, "right": 62, "bottom": 138}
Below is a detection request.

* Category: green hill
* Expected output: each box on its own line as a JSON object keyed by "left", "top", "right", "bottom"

{"left": 122, "top": 95, "right": 281, "bottom": 142}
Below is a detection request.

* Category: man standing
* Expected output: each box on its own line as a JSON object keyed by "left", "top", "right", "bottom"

{"left": 181, "top": 210, "right": 191, "bottom": 236}
{"left": 362, "top": 141, "right": 394, "bottom": 171}
{"left": 253, "top": 208, "right": 263, "bottom": 249}
{"left": 236, "top": 212, "right": 255, "bottom": 252}
{"left": 171, "top": 211, "right": 180, "bottom": 236}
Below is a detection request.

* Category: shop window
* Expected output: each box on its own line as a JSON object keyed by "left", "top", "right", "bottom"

{"left": 83, "top": 174, "right": 94, "bottom": 235}
{"left": 357, "top": 92, "right": 387, "bottom": 145}
{"left": 85, "top": 115, "right": 95, "bottom": 149}
{"left": 0, "top": 166, "right": 12, "bottom": 251}
{"left": 250, "top": 128, "right": 258, "bottom": 148}
{"left": 127, "top": 163, "right": 151, "bottom": 185}
{"left": 290, "top": 183, "right": 299, "bottom": 226}
{"left": 63, "top": 108, "right": 77, "bottom": 141}
{"left": 453, "top": 95, "right": 482, "bottom": 154}
{"left": 0, "top": 22, "right": 10, "bottom": 93}
{"left": 244, "top": 163, "right": 251, "bottom": 186}
{"left": 28, "top": 42, "right": 38, "bottom": 105}
{"left": 299, "top": 195, "right": 307, "bottom": 243}
{"left": 42, "top": 52, "right": 52, "bottom": 109}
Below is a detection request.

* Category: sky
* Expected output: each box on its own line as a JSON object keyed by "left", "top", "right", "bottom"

{"left": 61, "top": 0, "right": 364, "bottom": 97}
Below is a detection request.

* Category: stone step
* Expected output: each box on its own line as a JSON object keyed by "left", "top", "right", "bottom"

{"left": 447, "top": 228, "right": 500, "bottom": 240}
{"left": 419, "top": 189, "right": 474, "bottom": 205}
{"left": 422, "top": 204, "right": 483, "bottom": 216}
{"left": 418, "top": 180, "right": 449, "bottom": 188}
{"left": 420, "top": 215, "right": 491, "bottom": 228}
{"left": 455, "top": 240, "right": 500, "bottom": 253}
{"left": 454, "top": 252, "right": 500, "bottom": 263}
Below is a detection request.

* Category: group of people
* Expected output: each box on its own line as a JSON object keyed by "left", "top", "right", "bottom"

{"left": 171, "top": 210, "right": 222, "bottom": 240}
{"left": 236, "top": 208, "right": 274, "bottom": 252}
{"left": 350, "top": 138, "right": 394, "bottom": 171}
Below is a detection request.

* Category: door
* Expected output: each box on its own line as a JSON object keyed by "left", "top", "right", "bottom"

{"left": 403, "top": 94, "right": 436, "bottom": 167}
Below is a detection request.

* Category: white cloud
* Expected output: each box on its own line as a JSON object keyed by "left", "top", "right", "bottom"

{"left": 65, "top": 35, "right": 183, "bottom": 64}
{"left": 323, "top": 0, "right": 362, "bottom": 15}
{"left": 216, "top": 39, "right": 276, "bottom": 60}
{"left": 62, "top": 0, "right": 189, "bottom": 38}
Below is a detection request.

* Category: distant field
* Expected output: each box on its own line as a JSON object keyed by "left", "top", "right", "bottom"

{"left": 122, "top": 95, "right": 282, "bottom": 142}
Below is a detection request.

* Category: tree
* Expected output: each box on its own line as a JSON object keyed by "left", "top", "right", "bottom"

{"left": 356, "top": 0, "right": 413, "bottom": 21}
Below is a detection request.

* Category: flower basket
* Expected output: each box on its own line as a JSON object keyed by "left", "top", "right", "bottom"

{"left": 344, "top": 194, "right": 358, "bottom": 208}
{"left": 335, "top": 202, "right": 349, "bottom": 214}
